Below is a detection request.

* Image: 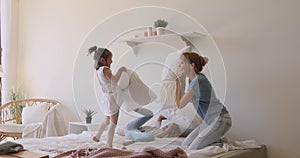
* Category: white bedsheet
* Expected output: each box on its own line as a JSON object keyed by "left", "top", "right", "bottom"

{"left": 14, "top": 131, "right": 261, "bottom": 158}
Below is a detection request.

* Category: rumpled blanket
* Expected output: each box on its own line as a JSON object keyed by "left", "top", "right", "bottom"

{"left": 53, "top": 147, "right": 187, "bottom": 158}
{"left": 22, "top": 122, "right": 44, "bottom": 138}
{"left": 22, "top": 105, "right": 67, "bottom": 138}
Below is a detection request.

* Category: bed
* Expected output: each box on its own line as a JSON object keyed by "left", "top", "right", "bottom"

{"left": 12, "top": 131, "right": 267, "bottom": 158}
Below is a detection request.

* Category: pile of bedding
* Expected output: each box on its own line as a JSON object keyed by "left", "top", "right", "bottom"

{"left": 14, "top": 131, "right": 262, "bottom": 158}
{"left": 53, "top": 147, "right": 187, "bottom": 158}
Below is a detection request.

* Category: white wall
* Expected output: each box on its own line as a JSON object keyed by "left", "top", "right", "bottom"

{"left": 16, "top": 0, "right": 300, "bottom": 157}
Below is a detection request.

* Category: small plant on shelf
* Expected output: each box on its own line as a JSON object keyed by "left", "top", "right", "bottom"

{"left": 154, "top": 19, "right": 168, "bottom": 28}
{"left": 83, "top": 109, "right": 97, "bottom": 124}
{"left": 154, "top": 19, "right": 168, "bottom": 35}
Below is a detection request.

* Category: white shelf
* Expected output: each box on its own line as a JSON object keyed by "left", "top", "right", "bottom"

{"left": 118, "top": 31, "right": 206, "bottom": 49}
{"left": 69, "top": 121, "right": 99, "bottom": 134}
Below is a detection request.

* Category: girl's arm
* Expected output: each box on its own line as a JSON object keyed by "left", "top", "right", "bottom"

{"left": 176, "top": 78, "right": 194, "bottom": 109}
{"left": 103, "top": 66, "right": 126, "bottom": 84}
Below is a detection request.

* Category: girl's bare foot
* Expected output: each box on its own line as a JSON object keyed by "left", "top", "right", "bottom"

{"left": 93, "top": 136, "right": 99, "bottom": 142}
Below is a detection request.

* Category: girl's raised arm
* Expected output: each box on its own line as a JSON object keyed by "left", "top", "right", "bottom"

{"left": 103, "top": 66, "right": 126, "bottom": 84}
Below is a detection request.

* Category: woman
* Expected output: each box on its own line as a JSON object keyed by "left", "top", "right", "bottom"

{"left": 176, "top": 52, "right": 232, "bottom": 150}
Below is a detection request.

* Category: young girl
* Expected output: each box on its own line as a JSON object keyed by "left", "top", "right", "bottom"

{"left": 176, "top": 52, "right": 232, "bottom": 150}
{"left": 88, "top": 46, "right": 126, "bottom": 147}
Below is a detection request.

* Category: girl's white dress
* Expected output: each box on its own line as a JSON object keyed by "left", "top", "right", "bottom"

{"left": 96, "top": 66, "right": 119, "bottom": 116}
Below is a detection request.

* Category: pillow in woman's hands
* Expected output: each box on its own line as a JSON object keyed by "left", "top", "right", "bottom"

{"left": 161, "top": 46, "right": 190, "bottom": 81}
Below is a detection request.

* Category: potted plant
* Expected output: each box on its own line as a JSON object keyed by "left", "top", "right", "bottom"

{"left": 9, "top": 88, "right": 23, "bottom": 124}
{"left": 83, "top": 109, "right": 97, "bottom": 124}
{"left": 154, "top": 19, "right": 168, "bottom": 35}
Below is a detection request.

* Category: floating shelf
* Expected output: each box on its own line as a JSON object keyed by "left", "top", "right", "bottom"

{"left": 118, "top": 32, "right": 205, "bottom": 47}
{"left": 116, "top": 31, "right": 206, "bottom": 55}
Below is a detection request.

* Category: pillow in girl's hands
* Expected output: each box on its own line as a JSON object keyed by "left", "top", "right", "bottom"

{"left": 117, "top": 70, "right": 157, "bottom": 112}
{"left": 117, "top": 71, "right": 130, "bottom": 90}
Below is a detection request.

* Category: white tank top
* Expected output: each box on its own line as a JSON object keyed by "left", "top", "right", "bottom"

{"left": 96, "top": 66, "right": 120, "bottom": 116}
{"left": 96, "top": 66, "right": 116, "bottom": 93}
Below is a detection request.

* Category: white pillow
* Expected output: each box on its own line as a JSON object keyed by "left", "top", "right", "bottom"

{"left": 118, "top": 70, "right": 157, "bottom": 112}
{"left": 159, "top": 76, "right": 186, "bottom": 109}
{"left": 160, "top": 82, "right": 177, "bottom": 109}
{"left": 158, "top": 107, "right": 201, "bottom": 136}
{"left": 22, "top": 103, "right": 48, "bottom": 124}
{"left": 161, "top": 46, "right": 190, "bottom": 81}
{"left": 117, "top": 71, "right": 130, "bottom": 90}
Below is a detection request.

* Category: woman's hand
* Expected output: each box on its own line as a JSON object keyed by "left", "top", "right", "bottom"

{"left": 176, "top": 77, "right": 182, "bottom": 108}
{"left": 119, "top": 66, "right": 127, "bottom": 72}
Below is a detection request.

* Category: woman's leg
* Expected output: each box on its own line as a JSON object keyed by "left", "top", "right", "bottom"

{"left": 125, "top": 108, "right": 155, "bottom": 142}
{"left": 182, "top": 124, "right": 204, "bottom": 147}
{"left": 188, "top": 114, "right": 232, "bottom": 150}
{"left": 107, "top": 112, "right": 119, "bottom": 147}
{"left": 93, "top": 116, "right": 110, "bottom": 142}
{"left": 125, "top": 108, "right": 153, "bottom": 130}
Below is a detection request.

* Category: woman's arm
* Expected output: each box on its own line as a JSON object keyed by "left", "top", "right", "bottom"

{"left": 176, "top": 78, "right": 194, "bottom": 109}
{"left": 103, "top": 66, "right": 126, "bottom": 84}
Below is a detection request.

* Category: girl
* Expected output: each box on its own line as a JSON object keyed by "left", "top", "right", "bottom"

{"left": 88, "top": 46, "right": 126, "bottom": 147}
{"left": 176, "top": 52, "right": 232, "bottom": 150}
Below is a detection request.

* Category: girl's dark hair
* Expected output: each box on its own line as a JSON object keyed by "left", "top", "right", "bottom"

{"left": 88, "top": 46, "right": 112, "bottom": 70}
{"left": 182, "top": 52, "right": 208, "bottom": 74}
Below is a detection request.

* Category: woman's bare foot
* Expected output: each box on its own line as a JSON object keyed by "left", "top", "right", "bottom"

{"left": 122, "top": 140, "right": 135, "bottom": 146}
{"left": 92, "top": 136, "right": 99, "bottom": 142}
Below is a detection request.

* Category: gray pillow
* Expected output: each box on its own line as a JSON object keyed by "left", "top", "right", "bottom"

{"left": 0, "top": 141, "right": 24, "bottom": 154}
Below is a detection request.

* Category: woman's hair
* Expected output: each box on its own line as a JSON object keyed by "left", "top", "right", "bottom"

{"left": 88, "top": 46, "right": 112, "bottom": 70}
{"left": 182, "top": 52, "right": 208, "bottom": 74}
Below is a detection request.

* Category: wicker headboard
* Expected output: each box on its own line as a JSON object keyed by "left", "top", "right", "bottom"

{"left": 0, "top": 99, "right": 61, "bottom": 124}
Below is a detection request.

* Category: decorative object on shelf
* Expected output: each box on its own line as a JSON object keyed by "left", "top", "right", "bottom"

{"left": 143, "top": 31, "right": 148, "bottom": 37}
{"left": 154, "top": 19, "right": 168, "bottom": 35}
{"left": 83, "top": 109, "right": 97, "bottom": 124}
{"left": 147, "top": 27, "right": 153, "bottom": 36}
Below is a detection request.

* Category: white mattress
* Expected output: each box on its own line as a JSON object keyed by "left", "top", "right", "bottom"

{"left": 14, "top": 131, "right": 264, "bottom": 158}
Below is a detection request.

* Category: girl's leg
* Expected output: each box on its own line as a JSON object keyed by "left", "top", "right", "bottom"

{"left": 93, "top": 116, "right": 110, "bottom": 142}
{"left": 107, "top": 112, "right": 119, "bottom": 147}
